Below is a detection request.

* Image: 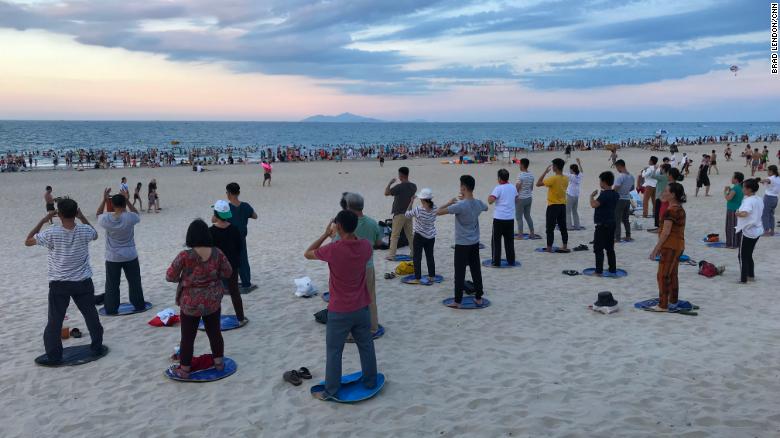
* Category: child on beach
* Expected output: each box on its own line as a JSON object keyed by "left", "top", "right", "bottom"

{"left": 724, "top": 172, "right": 744, "bottom": 248}
{"left": 405, "top": 188, "right": 437, "bottom": 283}
{"left": 437, "top": 175, "right": 488, "bottom": 308}
{"left": 210, "top": 200, "right": 247, "bottom": 325}
{"left": 166, "top": 219, "right": 231, "bottom": 379}
{"left": 760, "top": 165, "right": 779, "bottom": 236}
{"left": 589, "top": 171, "right": 619, "bottom": 275}
{"left": 514, "top": 158, "right": 538, "bottom": 239}
{"left": 261, "top": 160, "right": 272, "bottom": 187}
{"left": 488, "top": 169, "right": 517, "bottom": 266}
{"left": 536, "top": 158, "right": 569, "bottom": 252}
{"left": 564, "top": 158, "right": 583, "bottom": 230}
{"left": 304, "top": 211, "right": 377, "bottom": 400}
{"left": 736, "top": 179, "right": 764, "bottom": 283}
{"left": 648, "top": 183, "right": 687, "bottom": 312}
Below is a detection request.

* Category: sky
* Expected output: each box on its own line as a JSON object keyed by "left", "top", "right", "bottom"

{"left": 0, "top": 0, "right": 777, "bottom": 121}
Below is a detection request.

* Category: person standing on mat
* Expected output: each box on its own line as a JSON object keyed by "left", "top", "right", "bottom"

{"left": 304, "top": 210, "right": 377, "bottom": 400}
{"left": 589, "top": 171, "right": 619, "bottom": 276}
{"left": 226, "top": 182, "right": 257, "bottom": 291}
{"left": 166, "top": 219, "right": 232, "bottom": 379}
{"left": 641, "top": 156, "right": 659, "bottom": 218}
{"left": 564, "top": 158, "right": 583, "bottom": 230}
{"left": 25, "top": 198, "right": 104, "bottom": 365}
{"left": 760, "top": 165, "right": 779, "bottom": 237}
{"left": 488, "top": 168, "right": 517, "bottom": 266}
{"left": 515, "top": 158, "right": 538, "bottom": 239}
{"left": 437, "top": 175, "right": 488, "bottom": 308}
{"left": 735, "top": 179, "right": 764, "bottom": 284}
{"left": 95, "top": 187, "right": 145, "bottom": 314}
{"left": 536, "top": 158, "right": 569, "bottom": 253}
{"left": 404, "top": 188, "right": 438, "bottom": 283}
{"left": 724, "top": 172, "right": 744, "bottom": 248}
{"left": 648, "top": 183, "right": 687, "bottom": 312}
{"left": 612, "top": 160, "right": 634, "bottom": 242}
{"left": 384, "top": 167, "right": 416, "bottom": 261}
{"left": 210, "top": 200, "right": 247, "bottom": 325}
{"left": 339, "top": 192, "right": 384, "bottom": 334}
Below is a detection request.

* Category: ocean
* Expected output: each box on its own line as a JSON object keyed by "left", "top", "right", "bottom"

{"left": 1, "top": 121, "right": 779, "bottom": 154}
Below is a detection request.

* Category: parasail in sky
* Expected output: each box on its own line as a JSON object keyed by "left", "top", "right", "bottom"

{"left": 729, "top": 65, "right": 739, "bottom": 76}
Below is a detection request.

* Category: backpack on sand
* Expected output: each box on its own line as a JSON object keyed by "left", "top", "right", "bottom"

{"left": 395, "top": 261, "right": 414, "bottom": 275}
{"left": 698, "top": 260, "right": 720, "bottom": 278}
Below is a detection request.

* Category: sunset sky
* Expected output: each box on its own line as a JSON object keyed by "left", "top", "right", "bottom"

{"left": 0, "top": 0, "right": 776, "bottom": 121}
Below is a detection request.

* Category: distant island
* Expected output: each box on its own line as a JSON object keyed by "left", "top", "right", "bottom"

{"left": 301, "top": 112, "right": 384, "bottom": 123}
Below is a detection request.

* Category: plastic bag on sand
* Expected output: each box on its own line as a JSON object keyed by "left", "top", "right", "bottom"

{"left": 294, "top": 277, "right": 318, "bottom": 297}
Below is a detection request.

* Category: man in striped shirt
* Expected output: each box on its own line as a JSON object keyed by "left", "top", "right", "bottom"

{"left": 25, "top": 198, "right": 104, "bottom": 365}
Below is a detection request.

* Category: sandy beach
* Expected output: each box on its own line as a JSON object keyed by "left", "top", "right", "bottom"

{"left": 1, "top": 144, "right": 779, "bottom": 437}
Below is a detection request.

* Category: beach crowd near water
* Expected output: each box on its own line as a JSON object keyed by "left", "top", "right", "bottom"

{"left": 2, "top": 132, "right": 779, "bottom": 172}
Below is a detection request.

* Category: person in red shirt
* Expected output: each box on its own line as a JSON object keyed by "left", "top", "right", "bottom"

{"left": 304, "top": 210, "right": 377, "bottom": 400}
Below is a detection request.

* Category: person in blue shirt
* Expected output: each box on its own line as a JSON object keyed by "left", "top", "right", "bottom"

{"left": 226, "top": 183, "right": 257, "bottom": 290}
{"left": 589, "top": 171, "right": 619, "bottom": 275}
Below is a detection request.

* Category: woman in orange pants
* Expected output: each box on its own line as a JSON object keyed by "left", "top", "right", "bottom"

{"left": 649, "top": 182, "right": 687, "bottom": 311}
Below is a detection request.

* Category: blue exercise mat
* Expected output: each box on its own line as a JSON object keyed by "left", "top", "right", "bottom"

{"left": 401, "top": 274, "right": 444, "bottom": 285}
{"left": 706, "top": 242, "right": 730, "bottom": 248}
{"left": 165, "top": 357, "right": 237, "bottom": 382}
{"left": 322, "top": 292, "right": 330, "bottom": 303}
{"left": 481, "top": 259, "right": 520, "bottom": 268}
{"left": 198, "top": 315, "right": 246, "bottom": 331}
{"left": 35, "top": 345, "right": 109, "bottom": 367}
{"left": 654, "top": 254, "right": 691, "bottom": 262}
{"left": 310, "top": 371, "right": 386, "bottom": 403}
{"left": 582, "top": 268, "right": 628, "bottom": 278}
{"left": 345, "top": 325, "right": 386, "bottom": 342}
{"left": 442, "top": 296, "right": 491, "bottom": 309}
{"left": 391, "top": 254, "right": 412, "bottom": 262}
{"left": 99, "top": 301, "right": 152, "bottom": 316}
{"left": 634, "top": 298, "right": 697, "bottom": 311}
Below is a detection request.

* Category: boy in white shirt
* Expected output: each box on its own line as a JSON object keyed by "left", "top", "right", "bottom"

{"left": 488, "top": 169, "right": 518, "bottom": 266}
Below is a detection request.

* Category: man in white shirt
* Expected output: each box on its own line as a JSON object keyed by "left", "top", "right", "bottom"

{"left": 641, "top": 156, "right": 659, "bottom": 218}
{"left": 488, "top": 168, "right": 518, "bottom": 266}
{"left": 736, "top": 178, "right": 764, "bottom": 283}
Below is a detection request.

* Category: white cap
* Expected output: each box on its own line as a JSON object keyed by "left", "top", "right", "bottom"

{"left": 212, "top": 199, "right": 232, "bottom": 220}
{"left": 418, "top": 188, "right": 433, "bottom": 200}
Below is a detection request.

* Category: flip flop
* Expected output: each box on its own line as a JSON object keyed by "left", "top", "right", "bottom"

{"left": 283, "top": 370, "right": 302, "bottom": 386}
{"left": 69, "top": 328, "right": 82, "bottom": 338}
{"left": 562, "top": 270, "right": 580, "bottom": 276}
{"left": 383, "top": 272, "right": 396, "bottom": 280}
{"left": 554, "top": 248, "right": 572, "bottom": 253}
{"left": 298, "top": 367, "right": 312, "bottom": 380}
{"left": 573, "top": 244, "right": 589, "bottom": 251}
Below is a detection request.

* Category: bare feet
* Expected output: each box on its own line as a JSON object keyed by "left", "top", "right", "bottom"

{"left": 446, "top": 302, "right": 461, "bottom": 309}
{"left": 646, "top": 305, "right": 667, "bottom": 312}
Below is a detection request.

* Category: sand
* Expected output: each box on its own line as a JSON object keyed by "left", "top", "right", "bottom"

{"left": 1, "top": 144, "right": 779, "bottom": 438}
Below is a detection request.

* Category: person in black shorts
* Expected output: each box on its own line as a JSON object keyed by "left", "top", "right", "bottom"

{"left": 44, "top": 186, "right": 55, "bottom": 224}
{"left": 261, "top": 160, "right": 272, "bottom": 187}
{"left": 696, "top": 154, "right": 711, "bottom": 197}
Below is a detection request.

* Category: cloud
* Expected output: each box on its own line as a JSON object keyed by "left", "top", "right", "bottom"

{"left": 0, "top": 0, "right": 768, "bottom": 95}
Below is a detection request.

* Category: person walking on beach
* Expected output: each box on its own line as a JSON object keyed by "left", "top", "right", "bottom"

{"left": 339, "top": 192, "right": 383, "bottom": 334}
{"left": 641, "top": 156, "right": 658, "bottom": 218}
{"left": 751, "top": 149, "right": 761, "bottom": 176}
{"left": 564, "top": 158, "right": 584, "bottom": 230}
{"left": 25, "top": 198, "right": 104, "bottom": 365}
{"left": 226, "top": 182, "right": 257, "bottom": 291}
{"left": 437, "top": 175, "right": 488, "bottom": 308}
{"left": 696, "top": 155, "right": 711, "bottom": 197}
{"left": 736, "top": 179, "right": 764, "bottom": 283}
{"left": 589, "top": 171, "right": 619, "bottom": 276}
{"left": 760, "top": 165, "right": 779, "bottom": 236}
{"left": 608, "top": 149, "right": 618, "bottom": 168}
{"left": 44, "top": 186, "right": 55, "bottom": 224}
{"left": 261, "top": 160, "right": 272, "bottom": 187}
{"left": 488, "top": 168, "right": 517, "bottom": 266}
{"left": 166, "top": 219, "right": 231, "bottom": 379}
{"left": 147, "top": 178, "right": 159, "bottom": 213}
{"left": 95, "top": 187, "right": 146, "bottom": 314}
{"left": 304, "top": 211, "right": 377, "bottom": 400}
{"left": 404, "top": 189, "right": 438, "bottom": 283}
{"left": 514, "top": 158, "right": 538, "bottom": 239}
{"left": 681, "top": 153, "right": 691, "bottom": 175}
{"left": 536, "top": 158, "right": 569, "bottom": 252}
{"left": 612, "top": 160, "right": 633, "bottom": 242}
{"left": 210, "top": 200, "right": 247, "bottom": 325}
{"left": 384, "top": 167, "right": 416, "bottom": 260}
{"left": 120, "top": 177, "right": 129, "bottom": 193}
{"left": 132, "top": 182, "right": 143, "bottom": 210}
{"left": 724, "top": 172, "right": 744, "bottom": 248}
{"left": 709, "top": 150, "right": 719, "bottom": 175}
{"left": 648, "top": 183, "right": 687, "bottom": 312}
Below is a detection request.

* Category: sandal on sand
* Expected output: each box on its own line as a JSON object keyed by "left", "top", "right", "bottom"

{"left": 69, "top": 328, "right": 82, "bottom": 338}
{"left": 283, "top": 370, "right": 302, "bottom": 386}
{"left": 554, "top": 248, "right": 571, "bottom": 254}
{"left": 562, "top": 270, "right": 580, "bottom": 276}
{"left": 297, "top": 367, "right": 312, "bottom": 379}
{"left": 573, "top": 244, "right": 588, "bottom": 251}
{"left": 384, "top": 272, "right": 396, "bottom": 280}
